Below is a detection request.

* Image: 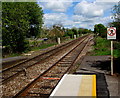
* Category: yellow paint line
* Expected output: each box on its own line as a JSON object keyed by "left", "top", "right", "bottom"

{"left": 78, "top": 75, "right": 93, "bottom": 96}
{"left": 92, "top": 75, "right": 96, "bottom": 98}
{"left": 78, "top": 75, "right": 96, "bottom": 97}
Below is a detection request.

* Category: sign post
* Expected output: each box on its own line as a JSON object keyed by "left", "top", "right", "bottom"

{"left": 111, "top": 41, "right": 113, "bottom": 75}
{"left": 107, "top": 27, "right": 116, "bottom": 75}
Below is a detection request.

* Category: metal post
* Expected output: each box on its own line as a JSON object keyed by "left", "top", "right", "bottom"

{"left": 111, "top": 41, "right": 113, "bottom": 75}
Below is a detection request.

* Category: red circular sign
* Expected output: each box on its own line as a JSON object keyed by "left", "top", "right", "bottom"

{"left": 107, "top": 27, "right": 116, "bottom": 36}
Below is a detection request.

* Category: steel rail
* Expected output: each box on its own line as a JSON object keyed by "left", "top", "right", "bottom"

{"left": 2, "top": 35, "right": 87, "bottom": 84}
{"left": 13, "top": 34, "right": 91, "bottom": 97}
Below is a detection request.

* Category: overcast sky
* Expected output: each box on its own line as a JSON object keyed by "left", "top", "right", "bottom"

{"left": 38, "top": 0, "right": 119, "bottom": 30}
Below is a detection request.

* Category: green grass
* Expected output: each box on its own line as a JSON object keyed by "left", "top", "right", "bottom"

{"left": 113, "top": 48, "right": 120, "bottom": 58}
{"left": 29, "top": 40, "right": 43, "bottom": 45}
{"left": 31, "top": 43, "right": 57, "bottom": 51}
{"left": 4, "top": 37, "right": 75, "bottom": 58}
{"left": 3, "top": 43, "right": 57, "bottom": 58}
{"left": 92, "top": 36, "right": 120, "bottom": 58}
{"left": 5, "top": 53, "right": 21, "bottom": 58}
{"left": 92, "top": 37, "right": 111, "bottom": 56}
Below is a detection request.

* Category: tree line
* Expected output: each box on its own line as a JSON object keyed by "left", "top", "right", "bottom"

{"left": 2, "top": 1, "right": 119, "bottom": 54}
{"left": 2, "top": 2, "right": 92, "bottom": 54}
{"left": 42, "top": 24, "right": 92, "bottom": 39}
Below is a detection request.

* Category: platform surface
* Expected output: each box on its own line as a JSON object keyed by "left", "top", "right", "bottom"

{"left": 50, "top": 74, "right": 96, "bottom": 97}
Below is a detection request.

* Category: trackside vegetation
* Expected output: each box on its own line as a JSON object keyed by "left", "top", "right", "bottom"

{"left": 2, "top": 1, "right": 119, "bottom": 59}
{"left": 2, "top": 2, "right": 93, "bottom": 58}
{"left": 93, "top": 2, "right": 120, "bottom": 58}
{"left": 93, "top": 37, "right": 111, "bottom": 56}
{"left": 93, "top": 36, "right": 120, "bottom": 58}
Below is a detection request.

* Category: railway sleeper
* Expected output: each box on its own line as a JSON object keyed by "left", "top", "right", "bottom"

{"left": 45, "top": 74, "right": 61, "bottom": 78}
{"left": 28, "top": 92, "right": 50, "bottom": 97}
{"left": 40, "top": 85, "right": 54, "bottom": 89}
{"left": 63, "top": 58, "right": 72, "bottom": 61}
{"left": 49, "top": 69, "right": 64, "bottom": 72}
{"left": 58, "top": 62, "right": 72, "bottom": 64}
{"left": 47, "top": 69, "right": 65, "bottom": 73}
{"left": 57, "top": 64, "right": 70, "bottom": 67}
{"left": 29, "top": 88, "right": 52, "bottom": 93}
{"left": 11, "top": 70, "right": 23, "bottom": 72}
{"left": 41, "top": 77, "right": 60, "bottom": 80}
{"left": 11, "top": 67, "right": 27, "bottom": 72}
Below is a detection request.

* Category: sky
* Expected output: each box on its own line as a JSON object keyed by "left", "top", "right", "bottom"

{"left": 38, "top": 0, "right": 119, "bottom": 30}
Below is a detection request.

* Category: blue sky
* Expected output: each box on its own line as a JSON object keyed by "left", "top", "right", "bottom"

{"left": 38, "top": 0, "right": 119, "bottom": 30}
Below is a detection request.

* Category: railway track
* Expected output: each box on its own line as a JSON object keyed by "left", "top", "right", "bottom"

{"left": 2, "top": 35, "right": 86, "bottom": 84}
{"left": 11, "top": 34, "right": 92, "bottom": 97}
{"left": 2, "top": 35, "right": 92, "bottom": 96}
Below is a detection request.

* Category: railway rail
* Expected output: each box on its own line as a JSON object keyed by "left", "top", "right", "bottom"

{"left": 2, "top": 34, "right": 92, "bottom": 97}
{"left": 15, "top": 34, "right": 91, "bottom": 97}
{"left": 2, "top": 35, "right": 86, "bottom": 84}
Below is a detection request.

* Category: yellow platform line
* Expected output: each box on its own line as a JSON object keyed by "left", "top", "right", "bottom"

{"left": 92, "top": 75, "right": 96, "bottom": 98}
{"left": 78, "top": 75, "right": 96, "bottom": 97}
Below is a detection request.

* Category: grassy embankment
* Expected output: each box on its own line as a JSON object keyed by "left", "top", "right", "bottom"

{"left": 92, "top": 36, "right": 120, "bottom": 58}
{"left": 4, "top": 42, "right": 57, "bottom": 58}
{"left": 3, "top": 37, "right": 74, "bottom": 58}
{"left": 26, "top": 37, "right": 75, "bottom": 51}
{"left": 31, "top": 43, "right": 57, "bottom": 51}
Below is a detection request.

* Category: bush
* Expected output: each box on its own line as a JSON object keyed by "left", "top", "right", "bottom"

{"left": 114, "top": 42, "right": 120, "bottom": 50}
{"left": 93, "top": 37, "right": 111, "bottom": 56}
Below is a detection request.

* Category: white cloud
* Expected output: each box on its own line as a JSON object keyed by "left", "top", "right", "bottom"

{"left": 41, "top": 0, "right": 72, "bottom": 12}
{"left": 44, "top": 13, "right": 68, "bottom": 27}
{"left": 44, "top": 13, "right": 66, "bottom": 20}
{"left": 43, "top": 13, "right": 112, "bottom": 30}
{"left": 72, "top": 0, "right": 118, "bottom": 29}
{"left": 95, "top": 16, "right": 112, "bottom": 25}
{"left": 44, "top": 13, "right": 78, "bottom": 28}
{"left": 41, "top": 0, "right": 118, "bottom": 30}
{"left": 95, "top": 1, "right": 118, "bottom": 11}
{"left": 72, "top": 15, "right": 97, "bottom": 23}
{"left": 71, "top": 14, "right": 112, "bottom": 30}
{"left": 62, "top": 20, "right": 74, "bottom": 26}
{"left": 74, "top": 1, "right": 104, "bottom": 17}
{"left": 96, "top": 0, "right": 119, "bottom": 2}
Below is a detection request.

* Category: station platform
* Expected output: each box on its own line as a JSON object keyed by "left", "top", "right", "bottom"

{"left": 50, "top": 74, "right": 96, "bottom": 96}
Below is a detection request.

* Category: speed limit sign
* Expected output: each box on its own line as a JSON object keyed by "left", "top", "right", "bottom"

{"left": 107, "top": 27, "right": 116, "bottom": 39}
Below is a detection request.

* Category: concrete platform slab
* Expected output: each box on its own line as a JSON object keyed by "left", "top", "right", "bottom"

{"left": 50, "top": 74, "right": 96, "bottom": 97}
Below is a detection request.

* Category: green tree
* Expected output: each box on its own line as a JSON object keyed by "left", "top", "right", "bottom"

{"left": 25, "top": 3, "right": 43, "bottom": 38}
{"left": 112, "top": 1, "right": 120, "bottom": 22}
{"left": 67, "top": 30, "right": 74, "bottom": 38}
{"left": 109, "top": 2, "right": 120, "bottom": 40}
{"left": 78, "top": 28, "right": 84, "bottom": 35}
{"left": 94, "top": 24, "right": 107, "bottom": 38}
{"left": 49, "top": 24, "right": 65, "bottom": 38}
{"left": 83, "top": 29, "right": 89, "bottom": 34}
{"left": 2, "top": 2, "right": 30, "bottom": 53}
{"left": 71, "top": 27, "right": 78, "bottom": 36}
{"left": 2, "top": 2, "right": 43, "bottom": 53}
